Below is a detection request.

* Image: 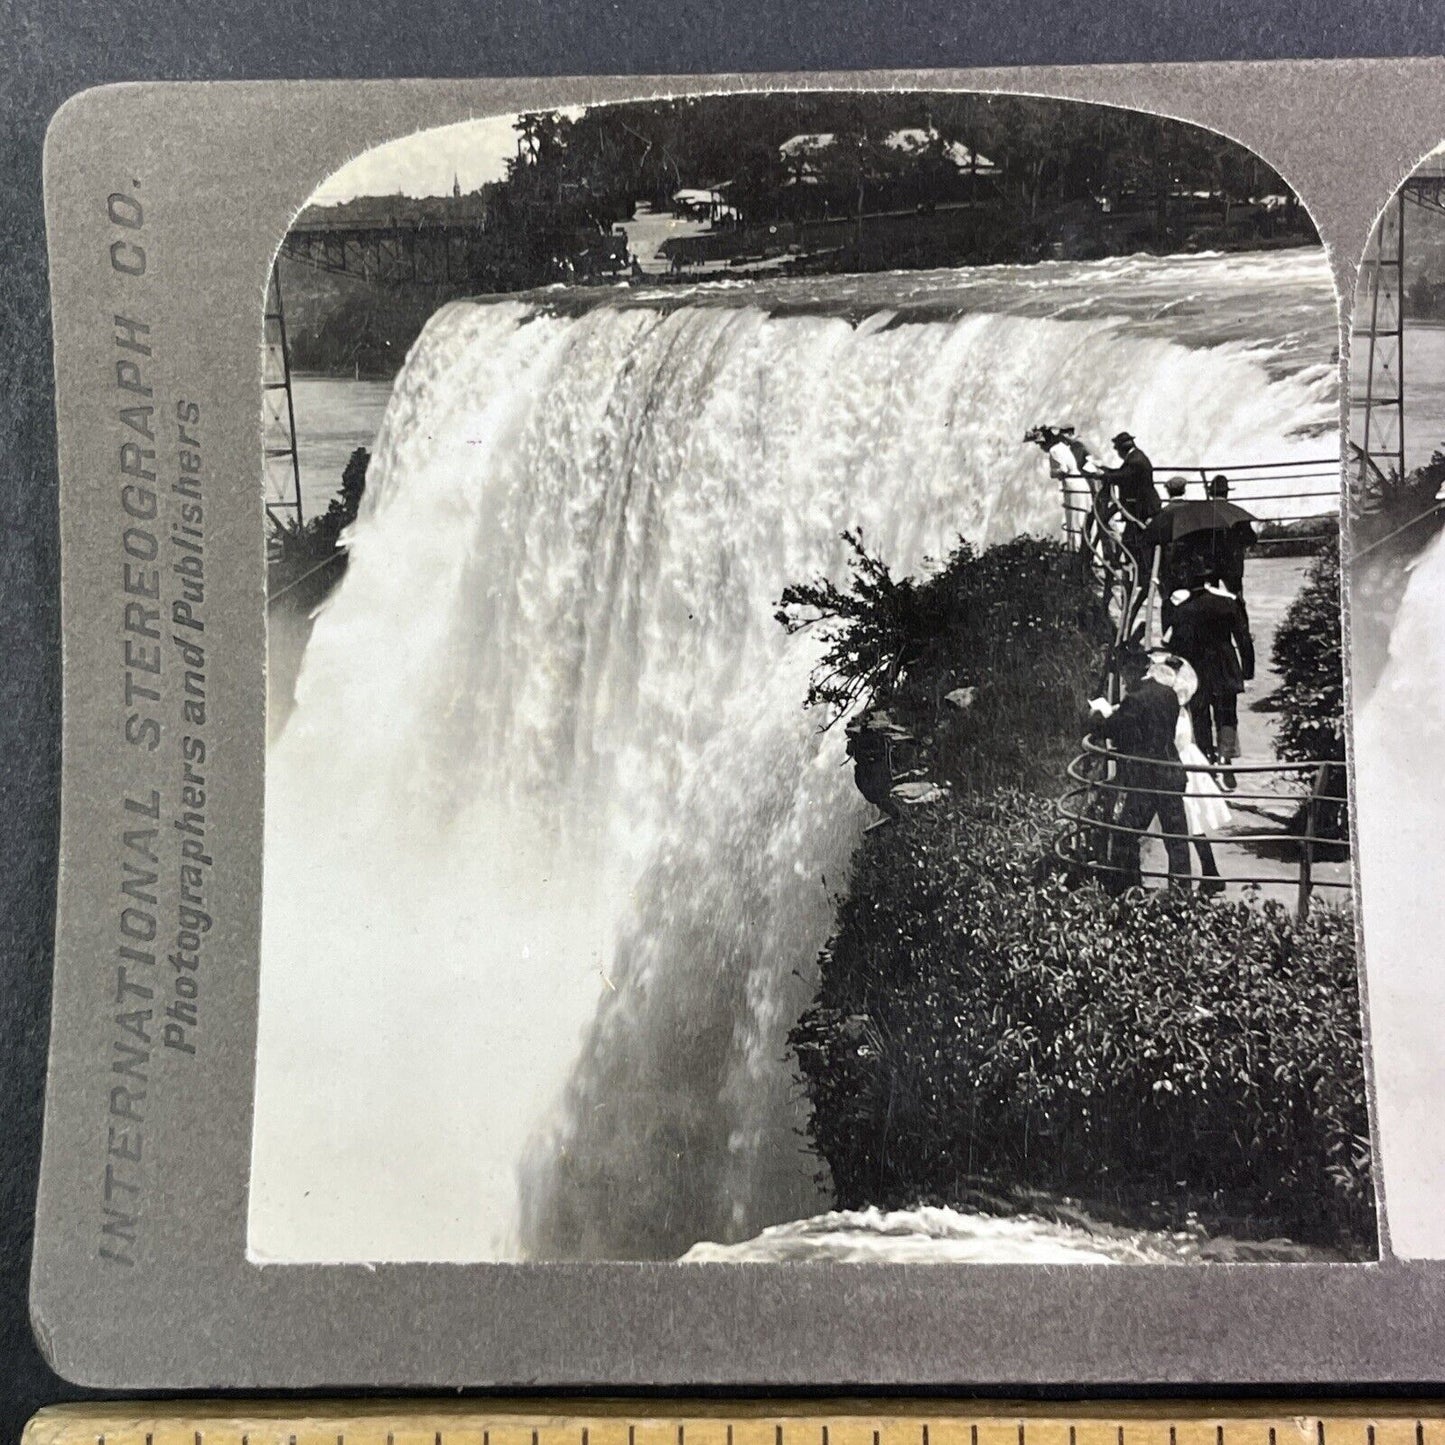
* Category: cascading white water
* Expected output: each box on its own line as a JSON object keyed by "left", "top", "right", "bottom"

{"left": 1354, "top": 526, "right": 1445, "bottom": 1259}
{"left": 249, "top": 253, "right": 1338, "bottom": 1263}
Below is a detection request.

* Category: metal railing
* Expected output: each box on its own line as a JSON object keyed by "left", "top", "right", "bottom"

{"left": 1054, "top": 472, "right": 1151, "bottom": 699}
{"left": 1056, "top": 745, "right": 1348, "bottom": 918}
{"left": 1051, "top": 456, "right": 1348, "bottom": 915}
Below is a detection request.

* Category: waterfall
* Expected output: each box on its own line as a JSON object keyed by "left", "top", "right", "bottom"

{"left": 249, "top": 265, "right": 1337, "bottom": 1263}
{"left": 1354, "top": 527, "right": 1445, "bottom": 1258}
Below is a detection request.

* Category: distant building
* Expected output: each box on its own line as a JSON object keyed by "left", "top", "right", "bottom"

{"left": 670, "top": 187, "right": 739, "bottom": 222}
{"left": 881, "top": 127, "right": 998, "bottom": 174}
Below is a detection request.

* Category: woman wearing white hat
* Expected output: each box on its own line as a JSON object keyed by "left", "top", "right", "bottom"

{"left": 1146, "top": 651, "right": 1230, "bottom": 896}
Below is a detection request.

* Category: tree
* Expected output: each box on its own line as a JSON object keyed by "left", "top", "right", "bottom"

{"left": 774, "top": 530, "right": 935, "bottom": 726}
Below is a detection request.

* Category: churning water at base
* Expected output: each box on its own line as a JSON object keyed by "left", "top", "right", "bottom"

{"left": 678, "top": 1204, "right": 1331, "bottom": 1263}
{"left": 249, "top": 251, "right": 1338, "bottom": 1263}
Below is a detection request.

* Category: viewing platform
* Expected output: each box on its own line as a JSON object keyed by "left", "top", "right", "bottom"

{"left": 1052, "top": 458, "right": 1347, "bottom": 915}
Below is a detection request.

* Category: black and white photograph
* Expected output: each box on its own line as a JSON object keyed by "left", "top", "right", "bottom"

{"left": 248, "top": 91, "right": 1372, "bottom": 1266}
{"left": 1349, "top": 145, "right": 1445, "bottom": 1259}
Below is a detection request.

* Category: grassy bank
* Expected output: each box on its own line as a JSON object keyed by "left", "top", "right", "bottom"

{"left": 782, "top": 536, "right": 1375, "bottom": 1256}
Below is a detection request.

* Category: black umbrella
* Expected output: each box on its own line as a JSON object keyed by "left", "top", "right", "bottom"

{"left": 1152, "top": 498, "right": 1256, "bottom": 541}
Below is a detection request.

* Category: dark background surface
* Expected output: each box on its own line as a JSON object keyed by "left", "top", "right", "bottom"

{"left": 6, "top": 1, "right": 1445, "bottom": 1439}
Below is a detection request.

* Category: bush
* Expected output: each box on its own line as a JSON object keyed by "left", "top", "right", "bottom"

{"left": 1265, "top": 535, "right": 1347, "bottom": 841}
{"left": 791, "top": 790, "right": 1375, "bottom": 1254}
{"left": 1268, "top": 535, "right": 1344, "bottom": 764}
{"left": 267, "top": 446, "right": 369, "bottom": 611}
{"left": 778, "top": 533, "right": 1109, "bottom": 796}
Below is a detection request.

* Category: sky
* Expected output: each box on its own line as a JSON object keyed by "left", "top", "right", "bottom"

{"left": 309, "top": 113, "right": 525, "bottom": 203}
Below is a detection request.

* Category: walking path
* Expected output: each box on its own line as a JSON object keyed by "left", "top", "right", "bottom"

{"left": 1140, "top": 552, "right": 1351, "bottom": 909}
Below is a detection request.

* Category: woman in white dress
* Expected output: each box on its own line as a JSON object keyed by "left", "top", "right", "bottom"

{"left": 1147, "top": 652, "right": 1230, "bottom": 895}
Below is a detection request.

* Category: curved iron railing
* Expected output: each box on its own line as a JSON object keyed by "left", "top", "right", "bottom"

{"left": 1058, "top": 457, "right": 1342, "bottom": 556}
{"left": 1056, "top": 744, "right": 1347, "bottom": 917}
{"left": 1053, "top": 470, "right": 1151, "bottom": 700}
{"left": 1050, "top": 455, "right": 1348, "bottom": 915}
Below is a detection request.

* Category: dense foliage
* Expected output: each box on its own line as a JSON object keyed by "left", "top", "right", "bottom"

{"left": 496, "top": 94, "right": 1312, "bottom": 240}
{"left": 1267, "top": 535, "right": 1345, "bottom": 764}
{"left": 780, "top": 534, "right": 1372, "bottom": 1253}
{"left": 778, "top": 533, "right": 1109, "bottom": 795}
{"left": 1264, "top": 537, "right": 1348, "bottom": 842}
{"left": 281, "top": 265, "right": 465, "bottom": 377}
{"left": 267, "top": 445, "right": 369, "bottom": 612}
{"left": 791, "top": 790, "right": 1374, "bottom": 1254}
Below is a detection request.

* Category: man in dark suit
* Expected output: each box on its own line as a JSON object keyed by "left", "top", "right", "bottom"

{"left": 1144, "top": 476, "right": 1190, "bottom": 630}
{"left": 1099, "top": 430, "right": 1163, "bottom": 589}
{"left": 1166, "top": 577, "right": 1255, "bottom": 788}
{"left": 1205, "top": 474, "right": 1257, "bottom": 623}
{"left": 1086, "top": 662, "right": 1191, "bottom": 893}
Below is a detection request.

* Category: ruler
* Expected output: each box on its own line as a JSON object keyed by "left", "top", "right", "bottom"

{"left": 20, "top": 1404, "right": 1445, "bottom": 1445}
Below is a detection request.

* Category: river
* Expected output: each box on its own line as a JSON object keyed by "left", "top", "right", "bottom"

{"left": 285, "top": 374, "right": 395, "bottom": 520}
{"left": 251, "top": 247, "right": 1341, "bottom": 1265}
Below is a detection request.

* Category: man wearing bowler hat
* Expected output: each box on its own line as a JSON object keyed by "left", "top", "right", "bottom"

{"left": 1099, "top": 430, "right": 1163, "bottom": 588}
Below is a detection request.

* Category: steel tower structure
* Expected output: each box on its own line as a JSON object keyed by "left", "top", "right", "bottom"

{"left": 1355, "top": 154, "right": 1445, "bottom": 497}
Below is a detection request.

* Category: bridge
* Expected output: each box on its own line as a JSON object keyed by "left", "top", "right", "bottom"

{"left": 280, "top": 217, "right": 507, "bottom": 288}
{"left": 262, "top": 207, "right": 627, "bottom": 533}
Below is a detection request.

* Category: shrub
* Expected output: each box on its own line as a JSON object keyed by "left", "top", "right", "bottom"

{"left": 1265, "top": 535, "right": 1347, "bottom": 841}
{"left": 778, "top": 533, "right": 1110, "bottom": 796}
{"left": 1268, "top": 534, "right": 1344, "bottom": 763}
{"left": 267, "top": 446, "right": 369, "bottom": 611}
{"left": 791, "top": 789, "right": 1375, "bottom": 1254}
